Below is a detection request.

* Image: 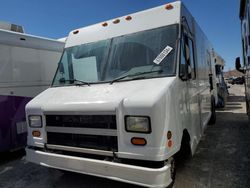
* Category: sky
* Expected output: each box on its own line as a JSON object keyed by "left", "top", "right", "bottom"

{"left": 0, "top": 0, "right": 241, "bottom": 71}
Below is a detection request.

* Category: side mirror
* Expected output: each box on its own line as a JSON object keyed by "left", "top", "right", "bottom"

{"left": 235, "top": 57, "right": 245, "bottom": 73}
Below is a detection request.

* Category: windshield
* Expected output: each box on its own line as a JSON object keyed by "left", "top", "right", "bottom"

{"left": 52, "top": 24, "right": 178, "bottom": 86}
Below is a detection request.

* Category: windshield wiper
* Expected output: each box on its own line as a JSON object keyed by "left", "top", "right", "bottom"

{"left": 59, "top": 78, "right": 90, "bottom": 86}
{"left": 73, "top": 79, "right": 91, "bottom": 86}
{"left": 110, "top": 70, "right": 163, "bottom": 84}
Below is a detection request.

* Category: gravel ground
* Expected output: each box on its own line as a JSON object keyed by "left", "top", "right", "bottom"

{"left": 0, "top": 84, "right": 249, "bottom": 188}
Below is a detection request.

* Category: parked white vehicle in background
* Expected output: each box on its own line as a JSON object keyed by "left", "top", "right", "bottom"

{"left": 25, "top": 1, "right": 216, "bottom": 187}
{"left": 213, "top": 52, "right": 228, "bottom": 107}
{"left": 0, "top": 21, "right": 65, "bottom": 152}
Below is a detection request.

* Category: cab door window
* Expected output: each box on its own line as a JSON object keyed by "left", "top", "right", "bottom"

{"left": 180, "top": 33, "right": 196, "bottom": 80}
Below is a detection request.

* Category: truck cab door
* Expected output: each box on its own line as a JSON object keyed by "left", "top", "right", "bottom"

{"left": 179, "top": 31, "right": 201, "bottom": 148}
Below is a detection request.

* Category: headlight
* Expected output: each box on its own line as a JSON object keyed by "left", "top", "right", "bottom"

{"left": 28, "top": 115, "right": 42, "bottom": 128}
{"left": 125, "top": 116, "right": 151, "bottom": 133}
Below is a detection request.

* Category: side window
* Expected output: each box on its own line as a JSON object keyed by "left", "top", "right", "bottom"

{"left": 206, "top": 51, "right": 212, "bottom": 73}
{"left": 179, "top": 37, "right": 186, "bottom": 78}
{"left": 53, "top": 52, "right": 70, "bottom": 85}
{"left": 180, "top": 34, "right": 196, "bottom": 80}
{"left": 188, "top": 38, "right": 196, "bottom": 79}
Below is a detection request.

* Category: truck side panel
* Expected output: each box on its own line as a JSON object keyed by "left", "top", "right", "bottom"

{"left": 194, "top": 22, "right": 212, "bottom": 129}
{"left": 240, "top": 0, "right": 250, "bottom": 117}
{"left": 180, "top": 4, "right": 213, "bottom": 153}
{"left": 0, "top": 35, "right": 64, "bottom": 152}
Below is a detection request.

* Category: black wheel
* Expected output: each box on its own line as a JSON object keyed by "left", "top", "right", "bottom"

{"left": 208, "top": 96, "right": 216, "bottom": 125}
{"left": 166, "top": 157, "right": 176, "bottom": 188}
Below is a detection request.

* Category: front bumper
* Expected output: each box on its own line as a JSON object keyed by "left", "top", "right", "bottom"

{"left": 26, "top": 148, "right": 172, "bottom": 188}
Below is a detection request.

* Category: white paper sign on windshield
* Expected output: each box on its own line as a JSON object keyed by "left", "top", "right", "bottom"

{"left": 153, "top": 45, "right": 173, "bottom": 64}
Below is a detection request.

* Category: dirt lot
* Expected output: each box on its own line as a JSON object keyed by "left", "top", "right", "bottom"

{"left": 0, "top": 84, "right": 249, "bottom": 188}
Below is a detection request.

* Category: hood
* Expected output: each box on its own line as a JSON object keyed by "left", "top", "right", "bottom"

{"left": 26, "top": 77, "right": 176, "bottom": 114}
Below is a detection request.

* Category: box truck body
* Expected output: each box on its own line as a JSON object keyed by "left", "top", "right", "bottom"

{"left": 0, "top": 25, "right": 65, "bottom": 152}
{"left": 25, "top": 2, "right": 216, "bottom": 187}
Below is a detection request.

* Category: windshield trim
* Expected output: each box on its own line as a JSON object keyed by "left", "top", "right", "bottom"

{"left": 52, "top": 24, "right": 179, "bottom": 87}
{"left": 51, "top": 74, "right": 177, "bottom": 88}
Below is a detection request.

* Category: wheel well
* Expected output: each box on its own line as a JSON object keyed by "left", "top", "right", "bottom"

{"left": 176, "top": 129, "right": 191, "bottom": 161}
{"left": 181, "top": 129, "right": 191, "bottom": 144}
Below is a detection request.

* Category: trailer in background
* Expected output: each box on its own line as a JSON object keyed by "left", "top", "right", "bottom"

{"left": 0, "top": 22, "right": 65, "bottom": 152}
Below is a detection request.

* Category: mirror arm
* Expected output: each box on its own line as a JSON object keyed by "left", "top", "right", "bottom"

{"left": 180, "top": 74, "right": 188, "bottom": 81}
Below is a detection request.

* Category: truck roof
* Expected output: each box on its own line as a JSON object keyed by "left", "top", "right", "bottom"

{"left": 65, "top": 1, "right": 181, "bottom": 48}
{"left": 0, "top": 28, "right": 65, "bottom": 52}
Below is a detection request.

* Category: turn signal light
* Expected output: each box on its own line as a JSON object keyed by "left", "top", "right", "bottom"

{"left": 32, "top": 130, "right": 41, "bottom": 137}
{"left": 131, "top": 137, "right": 147, "bottom": 146}
{"left": 165, "top": 4, "right": 173, "bottom": 10}
{"left": 168, "top": 140, "right": 173, "bottom": 148}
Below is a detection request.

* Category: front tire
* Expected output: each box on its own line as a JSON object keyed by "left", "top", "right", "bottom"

{"left": 166, "top": 157, "right": 176, "bottom": 188}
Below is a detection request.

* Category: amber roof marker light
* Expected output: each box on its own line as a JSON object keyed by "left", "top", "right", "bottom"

{"left": 73, "top": 30, "right": 79, "bottom": 34}
{"left": 165, "top": 4, "right": 174, "bottom": 10}
{"left": 125, "top": 16, "right": 132, "bottom": 21}
{"left": 113, "top": 19, "right": 120, "bottom": 24}
{"left": 102, "top": 22, "right": 108, "bottom": 27}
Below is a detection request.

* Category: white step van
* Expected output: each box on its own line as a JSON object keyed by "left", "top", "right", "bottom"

{"left": 25, "top": 1, "right": 216, "bottom": 187}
